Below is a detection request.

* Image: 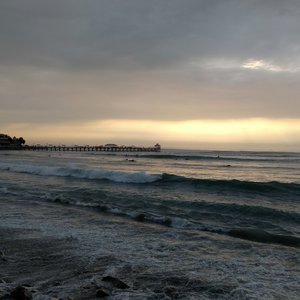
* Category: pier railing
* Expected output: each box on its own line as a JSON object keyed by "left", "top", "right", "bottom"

{"left": 21, "top": 145, "right": 161, "bottom": 152}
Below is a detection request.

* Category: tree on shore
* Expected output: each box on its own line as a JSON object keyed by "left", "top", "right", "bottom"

{"left": 18, "top": 137, "right": 25, "bottom": 144}
{"left": 0, "top": 134, "right": 26, "bottom": 147}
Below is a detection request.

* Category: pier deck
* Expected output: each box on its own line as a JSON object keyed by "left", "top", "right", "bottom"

{"left": 22, "top": 145, "right": 161, "bottom": 152}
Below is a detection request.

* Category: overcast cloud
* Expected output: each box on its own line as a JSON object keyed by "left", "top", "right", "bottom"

{"left": 1, "top": 0, "right": 300, "bottom": 126}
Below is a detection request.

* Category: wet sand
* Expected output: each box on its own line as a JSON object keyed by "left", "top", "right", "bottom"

{"left": 1, "top": 198, "right": 299, "bottom": 300}
{"left": 1, "top": 199, "right": 205, "bottom": 300}
{"left": 0, "top": 200, "right": 141, "bottom": 299}
{"left": 0, "top": 217, "right": 116, "bottom": 299}
{"left": 0, "top": 227, "right": 87, "bottom": 299}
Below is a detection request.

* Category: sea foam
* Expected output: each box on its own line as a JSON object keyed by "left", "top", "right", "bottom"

{"left": 0, "top": 162, "right": 162, "bottom": 183}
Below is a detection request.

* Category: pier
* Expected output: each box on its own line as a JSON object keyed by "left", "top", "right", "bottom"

{"left": 22, "top": 144, "right": 161, "bottom": 152}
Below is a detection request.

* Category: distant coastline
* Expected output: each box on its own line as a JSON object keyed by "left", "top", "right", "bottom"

{"left": 0, "top": 134, "right": 25, "bottom": 150}
{"left": 0, "top": 133, "right": 161, "bottom": 152}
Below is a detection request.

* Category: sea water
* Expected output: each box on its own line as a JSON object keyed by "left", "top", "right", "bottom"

{"left": 0, "top": 149, "right": 299, "bottom": 299}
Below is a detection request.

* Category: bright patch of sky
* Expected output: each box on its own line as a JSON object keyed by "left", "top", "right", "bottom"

{"left": 242, "top": 59, "right": 284, "bottom": 72}
{"left": 198, "top": 58, "right": 300, "bottom": 74}
{"left": 3, "top": 118, "right": 300, "bottom": 151}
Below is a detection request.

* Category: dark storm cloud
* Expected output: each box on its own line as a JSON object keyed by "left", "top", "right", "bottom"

{"left": 1, "top": 0, "right": 300, "bottom": 126}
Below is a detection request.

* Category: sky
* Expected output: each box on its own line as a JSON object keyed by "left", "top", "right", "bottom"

{"left": 1, "top": 0, "right": 300, "bottom": 151}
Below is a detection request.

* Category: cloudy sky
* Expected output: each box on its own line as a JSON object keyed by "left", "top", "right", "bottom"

{"left": 1, "top": 0, "right": 300, "bottom": 150}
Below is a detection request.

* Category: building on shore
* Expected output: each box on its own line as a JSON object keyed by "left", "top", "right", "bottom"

{"left": 104, "top": 143, "right": 118, "bottom": 148}
{"left": 154, "top": 143, "right": 161, "bottom": 151}
{"left": 0, "top": 134, "right": 12, "bottom": 146}
{"left": 0, "top": 134, "right": 26, "bottom": 149}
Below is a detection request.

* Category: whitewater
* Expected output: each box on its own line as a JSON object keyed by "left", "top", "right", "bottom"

{"left": 0, "top": 149, "right": 299, "bottom": 299}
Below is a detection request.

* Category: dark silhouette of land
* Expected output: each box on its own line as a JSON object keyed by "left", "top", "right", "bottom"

{"left": 0, "top": 134, "right": 25, "bottom": 150}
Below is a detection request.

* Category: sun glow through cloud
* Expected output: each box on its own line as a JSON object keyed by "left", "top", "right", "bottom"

{"left": 4, "top": 118, "right": 300, "bottom": 151}
{"left": 242, "top": 59, "right": 283, "bottom": 72}
{"left": 197, "top": 58, "right": 300, "bottom": 74}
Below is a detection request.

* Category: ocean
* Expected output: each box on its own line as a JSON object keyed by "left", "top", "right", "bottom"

{"left": 0, "top": 149, "right": 299, "bottom": 299}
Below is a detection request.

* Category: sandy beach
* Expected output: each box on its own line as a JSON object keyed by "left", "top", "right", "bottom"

{"left": 0, "top": 200, "right": 132, "bottom": 299}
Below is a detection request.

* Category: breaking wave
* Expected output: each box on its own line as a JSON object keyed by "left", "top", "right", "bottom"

{"left": 160, "top": 174, "right": 300, "bottom": 193}
{"left": 48, "top": 197, "right": 300, "bottom": 248}
{"left": 0, "top": 162, "right": 161, "bottom": 183}
{"left": 1, "top": 162, "right": 300, "bottom": 194}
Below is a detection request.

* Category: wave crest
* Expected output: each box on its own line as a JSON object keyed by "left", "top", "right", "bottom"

{"left": 161, "top": 174, "right": 300, "bottom": 193}
{"left": 1, "top": 162, "right": 300, "bottom": 193}
{"left": 0, "top": 162, "right": 161, "bottom": 183}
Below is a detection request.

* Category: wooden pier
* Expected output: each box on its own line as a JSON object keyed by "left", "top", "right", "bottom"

{"left": 22, "top": 144, "right": 161, "bottom": 152}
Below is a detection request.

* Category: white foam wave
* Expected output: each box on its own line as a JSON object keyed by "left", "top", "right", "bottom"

{"left": 0, "top": 162, "right": 162, "bottom": 183}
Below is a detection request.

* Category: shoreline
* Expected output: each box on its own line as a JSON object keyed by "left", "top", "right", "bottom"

{"left": 0, "top": 199, "right": 143, "bottom": 299}
{"left": 0, "top": 226, "right": 87, "bottom": 299}
{"left": 1, "top": 198, "right": 299, "bottom": 299}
